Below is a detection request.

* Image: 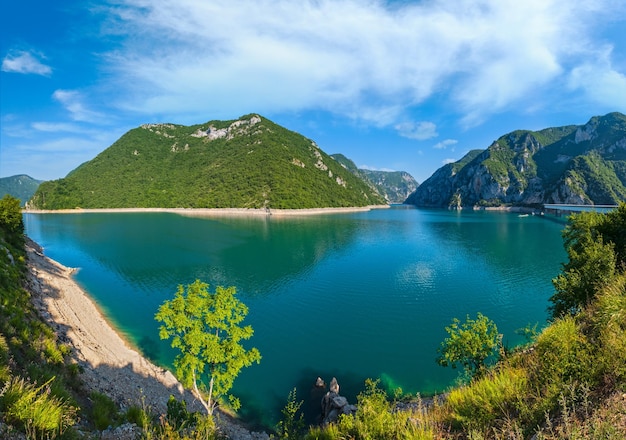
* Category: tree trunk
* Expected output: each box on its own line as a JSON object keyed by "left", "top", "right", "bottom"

{"left": 192, "top": 369, "right": 212, "bottom": 415}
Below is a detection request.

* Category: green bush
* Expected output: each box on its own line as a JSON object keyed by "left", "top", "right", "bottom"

{"left": 534, "top": 317, "right": 595, "bottom": 387}
{"left": 90, "top": 391, "right": 120, "bottom": 430}
{"left": 445, "top": 367, "right": 527, "bottom": 431}
{"left": 276, "top": 388, "right": 305, "bottom": 439}
{"left": 166, "top": 395, "right": 199, "bottom": 430}
{"left": 0, "top": 376, "right": 77, "bottom": 435}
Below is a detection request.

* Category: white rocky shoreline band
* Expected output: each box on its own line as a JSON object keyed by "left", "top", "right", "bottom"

{"left": 23, "top": 205, "right": 390, "bottom": 216}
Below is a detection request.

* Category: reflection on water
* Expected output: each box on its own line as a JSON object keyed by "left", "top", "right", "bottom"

{"left": 24, "top": 207, "right": 566, "bottom": 427}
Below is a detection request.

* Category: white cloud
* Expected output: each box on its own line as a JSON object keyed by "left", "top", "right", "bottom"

{"left": 395, "top": 121, "right": 438, "bottom": 140}
{"left": 1, "top": 50, "right": 52, "bottom": 76}
{"left": 31, "top": 122, "right": 89, "bottom": 133}
{"left": 567, "top": 48, "right": 626, "bottom": 111}
{"left": 360, "top": 165, "right": 396, "bottom": 172}
{"left": 98, "top": 0, "right": 625, "bottom": 129}
{"left": 1, "top": 130, "right": 119, "bottom": 180}
{"left": 433, "top": 139, "right": 458, "bottom": 150}
{"left": 53, "top": 90, "right": 105, "bottom": 123}
{"left": 443, "top": 158, "right": 457, "bottom": 165}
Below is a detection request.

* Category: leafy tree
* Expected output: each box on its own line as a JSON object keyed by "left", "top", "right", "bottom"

{"left": 549, "top": 204, "right": 626, "bottom": 318}
{"left": 155, "top": 280, "right": 261, "bottom": 415}
{"left": 436, "top": 313, "right": 499, "bottom": 378}
{"left": 0, "top": 195, "right": 24, "bottom": 241}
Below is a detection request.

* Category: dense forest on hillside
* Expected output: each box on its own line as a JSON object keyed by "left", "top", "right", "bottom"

{"left": 0, "top": 175, "right": 42, "bottom": 206}
{"left": 28, "top": 115, "right": 386, "bottom": 210}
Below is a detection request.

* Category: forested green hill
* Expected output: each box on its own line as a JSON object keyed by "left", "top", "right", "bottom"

{"left": 0, "top": 175, "right": 42, "bottom": 206}
{"left": 407, "top": 112, "right": 626, "bottom": 207}
{"left": 28, "top": 115, "right": 385, "bottom": 209}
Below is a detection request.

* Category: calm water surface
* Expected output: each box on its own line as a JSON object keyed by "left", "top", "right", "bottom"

{"left": 24, "top": 206, "right": 566, "bottom": 426}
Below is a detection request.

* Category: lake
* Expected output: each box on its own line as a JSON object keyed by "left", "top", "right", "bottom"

{"left": 23, "top": 206, "right": 567, "bottom": 427}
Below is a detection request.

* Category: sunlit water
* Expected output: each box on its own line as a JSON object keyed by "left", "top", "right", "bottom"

{"left": 24, "top": 206, "right": 566, "bottom": 427}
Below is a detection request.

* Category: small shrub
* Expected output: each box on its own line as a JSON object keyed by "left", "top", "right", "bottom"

{"left": 125, "top": 404, "right": 151, "bottom": 428}
{"left": 166, "top": 395, "right": 198, "bottom": 430}
{"left": 277, "top": 388, "right": 305, "bottom": 439}
{"left": 90, "top": 391, "right": 120, "bottom": 430}
{"left": 534, "top": 317, "right": 595, "bottom": 388}
{"left": 445, "top": 367, "right": 528, "bottom": 431}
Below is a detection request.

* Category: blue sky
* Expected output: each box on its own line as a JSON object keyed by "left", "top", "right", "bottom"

{"left": 2, "top": 0, "right": 626, "bottom": 183}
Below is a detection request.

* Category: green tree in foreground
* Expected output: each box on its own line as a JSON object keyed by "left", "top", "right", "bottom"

{"left": 155, "top": 280, "right": 261, "bottom": 415}
{"left": 436, "top": 312, "right": 499, "bottom": 378}
{"left": 0, "top": 195, "right": 24, "bottom": 246}
{"left": 550, "top": 203, "right": 626, "bottom": 318}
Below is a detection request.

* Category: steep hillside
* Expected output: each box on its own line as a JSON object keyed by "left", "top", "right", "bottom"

{"left": 28, "top": 115, "right": 386, "bottom": 210}
{"left": 406, "top": 112, "right": 626, "bottom": 208}
{"left": 0, "top": 175, "right": 42, "bottom": 206}
{"left": 331, "top": 154, "right": 418, "bottom": 203}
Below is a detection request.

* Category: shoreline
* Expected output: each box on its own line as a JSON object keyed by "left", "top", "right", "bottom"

{"left": 25, "top": 236, "right": 199, "bottom": 414}
{"left": 25, "top": 236, "right": 270, "bottom": 439}
{"left": 23, "top": 205, "right": 390, "bottom": 217}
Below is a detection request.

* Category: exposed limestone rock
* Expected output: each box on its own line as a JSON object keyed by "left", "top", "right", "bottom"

{"left": 292, "top": 158, "right": 305, "bottom": 168}
{"left": 193, "top": 115, "right": 265, "bottom": 142}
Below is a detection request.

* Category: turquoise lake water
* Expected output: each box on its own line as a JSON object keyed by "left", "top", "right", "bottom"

{"left": 24, "top": 206, "right": 567, "bottom": 426}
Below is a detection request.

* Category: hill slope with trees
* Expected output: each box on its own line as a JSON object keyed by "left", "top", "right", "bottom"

{"left": 0, "top": 175, "right": 42, "bottom": 206}
{"left": 406, "top": 112, "right": 626, "bottom": 208}
{"left": 28, "top": 115, "right": 386, "bottom": 210}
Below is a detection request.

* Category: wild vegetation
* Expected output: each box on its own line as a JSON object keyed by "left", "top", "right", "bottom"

{"left": 28, "top": 115, "right": 386, "bottom": 210}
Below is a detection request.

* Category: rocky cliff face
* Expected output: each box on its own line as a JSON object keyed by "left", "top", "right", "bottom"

{"left": 406, "top": 112, "right": 626, "bottom": 208}
{"left": 330, "top": 154, "right": 418, "bottom": 203}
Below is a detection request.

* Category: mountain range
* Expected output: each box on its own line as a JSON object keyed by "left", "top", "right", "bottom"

{"left": 28, "top": 115, "right": 398, "bottom": 210}
{"left": 405, "top": 112, "right": 626, "bottom": 208}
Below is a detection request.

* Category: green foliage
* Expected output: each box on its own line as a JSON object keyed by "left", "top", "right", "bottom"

{"left": 436, "top": 313, "right": 500, "bottom": 378}
{"left": 0, "top": 376, "right": 77, "bottom": 436}
{"left": 0, "top": 201, "right": 81, "bottom": 437}
{"left": 532, "top": 317, "right": 595, "bottom": 397}
{"left": 0, "top": 175, "right": 42, "bottom": 207}
{"left": 155, "top": 280, "right": 261, "bottom": 414}
{"left": 445, "top": 367, "right": 528, "bottom": 431}
{"left": 550, "top": 204, "right": 626, "bottom": 317}
{"left": 29, "top": 115, "right": 386, "bottom": 210}
{"left": 276, "top": 388, "right": 305, "bottom": 439}
{"left": 125, "top": 404, "right": 150, "bottom": 428}
{"left": 304, "top": 379, "right": 435, "bottom": 440}
{"left": 0, "top": 195, "right": 24, "bottom": 246}
{"left": 90, "top": 391, "right": 120, "bottom": 430}
{"left": 166, "top": 395, "right": 199, "bottom": 430}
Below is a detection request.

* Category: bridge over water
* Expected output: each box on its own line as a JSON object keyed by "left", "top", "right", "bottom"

{"left": 543, "top": 204, "right": 619, "bottom": 215}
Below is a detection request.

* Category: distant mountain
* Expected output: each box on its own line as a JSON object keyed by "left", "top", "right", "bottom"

{"left": 406, "top": 112, "right": 626, "bottom": 208}
{"left": 330, "top": 154, "right": 418, "bottom": 203}
{"left": 0, "top": 175, "right": 42, "bottom": 206}
{"left": 28, "top": 115, "right": 386, "bottom": 210}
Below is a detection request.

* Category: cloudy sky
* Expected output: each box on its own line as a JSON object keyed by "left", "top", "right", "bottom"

{"left": 2, "top": 0, "right": 626, "bottom": 183}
